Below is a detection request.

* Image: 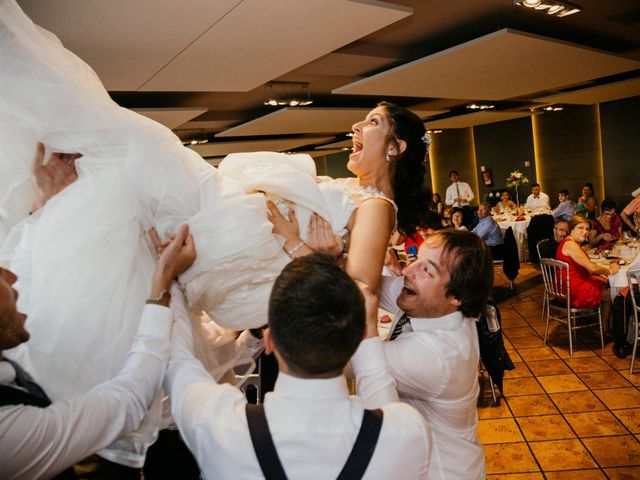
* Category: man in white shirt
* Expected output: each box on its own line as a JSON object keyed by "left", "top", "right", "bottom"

{"left": 445, "top": 170, "right": 475, "bottom": 208}
{"left": 352, "top": 230, "right": 492, "bottom": 480}
{"left": 525, "top": 183, "right": 550, "bottom": 210}
{"left": 0, "top": 225, "right": 196, "bottom": 480}
{"left": 165, "top": 253, "right": 431, "bottom": 479}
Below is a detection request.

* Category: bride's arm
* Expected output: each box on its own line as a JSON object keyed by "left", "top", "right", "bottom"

{"left": 344, "top": 198, "right": 395, "bottom": 293}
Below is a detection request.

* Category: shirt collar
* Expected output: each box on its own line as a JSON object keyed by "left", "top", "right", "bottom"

{"left": 273, "top": 372, "right": 349, "bottom": 400}
{"left": 406, "top": 310, "right": 466, "bottom": 332}
{"left": 0, "top": 361, "right": 16, "bottom": 385}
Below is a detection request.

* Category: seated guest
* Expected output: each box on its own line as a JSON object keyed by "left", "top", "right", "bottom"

{"left": 441, "top": 206, "right": 454, "bottom": 228}
{"left": 352, "top": 230, "right": 493, "bottom": 479}
{"left": 553, "top": 189, "right": 577, "bottom": 221}
{"left": 431, "top": 192, "right": 444, "bottom": 215}
{"left": 165, "top": 254, "right": 430, "bottom": 479}
{"left": 472, "top": 202, "right": 504, "bottom": 259}
{"left": 577, "top": 195, "right": 597, "bottom": 220}
{"left": 610, "top": 253, "right": 640, "bottom": 359}
{"left": 452, "top": 209, "right": 468, "bottom": 231}
{"left": 493, "top": 191, "right": 516, "bottom": 214}
{"left": 621, "top": 186, "right": 640, "bottom": 236}
{"left": 589, "top": 199, "right": 622, "bottom": 248}
{"left": 556, "top": 215, "right": 619, "bottom": 321}
{"left": 538, "top": 218, "right": 569, "bottom": 259}
{"left": 0, "top": 226, "right": 196, "bottom": 480}
{"left": 525, "top": 183, "right": 550, "bottom": 210}
{"left": 577, "top": 182, "right": 597, "bottom": 213}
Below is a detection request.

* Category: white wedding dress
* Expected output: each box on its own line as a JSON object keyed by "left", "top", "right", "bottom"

{"left": 0, "top": 0, "right": 396, "bottom": 467}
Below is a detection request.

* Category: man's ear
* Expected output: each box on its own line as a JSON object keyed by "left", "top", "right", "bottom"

{"left": 447, "top": 295, "right": 462, "bottom": 309}
{"left": 263, "top": 327, "right": 275, "bottom": 355}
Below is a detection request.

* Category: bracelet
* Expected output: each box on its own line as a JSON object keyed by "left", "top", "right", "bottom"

{"left": 146, "top": 289, "right": 171, "bottom": 305}
{"left": 285, "top": 241, "right": 306, "bottom": 258}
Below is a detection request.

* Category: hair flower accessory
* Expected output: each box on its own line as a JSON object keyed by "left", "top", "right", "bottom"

{"left": 421, "top": 132, "right": 431, "bottom": 147}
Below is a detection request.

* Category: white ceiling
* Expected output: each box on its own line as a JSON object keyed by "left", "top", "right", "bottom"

{"left": 334, "top": 29, "right": 640, "bottom": 101}
{"left": 534, "top": 77, "right": 640, "bottom": 105}
{"left": 132, "top": 108, "right": 208, "bottom": 129}
{"left": 190, "top": 136, "right": 333, "bottom": 157}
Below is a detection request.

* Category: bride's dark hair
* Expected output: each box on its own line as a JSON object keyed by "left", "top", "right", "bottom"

{"left": 379, "top": 101, "right": 436, "bottom": 235}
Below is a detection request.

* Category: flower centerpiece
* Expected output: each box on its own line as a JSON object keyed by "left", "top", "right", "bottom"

{"left": 505, "top": 170, "right": 529, "bottom": 206}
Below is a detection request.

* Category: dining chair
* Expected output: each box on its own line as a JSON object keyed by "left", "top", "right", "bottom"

{"left": 536, "top": 239, "right": 554, "bottom": 324}
{"left": 627, "top": 269, "right": 640, "bottom": 374}
{"left": 540, "top": 258, "right": 604, "bottom": 357}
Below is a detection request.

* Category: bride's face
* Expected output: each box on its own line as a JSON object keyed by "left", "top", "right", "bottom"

{"left": 348, "top": 106, "right": 392, "bottom": 177}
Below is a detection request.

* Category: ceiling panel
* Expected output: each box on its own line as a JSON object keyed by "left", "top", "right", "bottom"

{"left": 18, "top": 0, "right": 239, "bottom": 91}
{"left": 141, "top": 0, "right": 412, "bottom": 92}
{"left": 217, "top": 107, "right": 447, "bottom": 137}
{"left": 425, "top": 111, "right": 532, "bottom": 129}
{"left": 334, "top": 29, "right": 640, "bottom": 101}
{"left": 315, "top": 139, "right": 353, "bottom": 150}
{"left": 176, "top": 120, "right": 238, "bottom": 131}
{"left": 190, "top": 137, "right": 333, "bottom": 157}
{"left": 534, "top": 77, "right": 640, "bottom": 105}
{"left": 132, "top": 108, "right": 208, "bottom": 129}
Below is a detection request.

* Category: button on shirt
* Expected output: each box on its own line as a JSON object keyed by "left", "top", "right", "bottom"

{"left": 472, "top": 216, "right": 504, "bottom": 247}
{"left": 0, "top": 304, "right": 172, "bottom": 480}
{"left": 352, "top": 276, "right": 485, "bottom": 480}
{"left": 165, "top": 289, "right": 431, "bottom": 480}
{"left": 445, "top": 181, "right": 474, "bottom": 207}
{"left": 525, "top": 192, "right": 550, "bottom": 210}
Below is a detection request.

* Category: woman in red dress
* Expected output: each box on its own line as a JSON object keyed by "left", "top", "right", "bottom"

{"left": 556, "top": 215, "right": 620, "bottom": 320}
{"left": 589, "top": 198, "right": 622, "bottom": 249}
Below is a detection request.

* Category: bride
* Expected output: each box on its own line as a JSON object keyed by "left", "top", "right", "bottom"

{"left": 0, "top": 0, "right": 430, "bottom": 467}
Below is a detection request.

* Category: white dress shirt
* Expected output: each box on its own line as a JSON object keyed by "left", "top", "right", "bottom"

{"left": 525, "top": 192, "right": 550, "bottom": 209}
{"left": 352, "top": 276, "right": 484, "bottom": 480}
{"left": 0, "top": 304, "right": 172, "bottom": 480}
{"left": 445, "top": 181, "right": 474, "bottom": 207}
{"left": 165, "top": 289, "right": 431, "bottom": 480}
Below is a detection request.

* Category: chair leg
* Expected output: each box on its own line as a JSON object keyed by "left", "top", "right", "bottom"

{"left": 543, "top": 302, "right": 550, "bottom": 346}
{"left": 541, "top": 292, "right": 547, "bottom": 325}
{"left": 631, "top": 318, "right": 639, "bottom": 375}
{"left": 598, "top": 308, "right": 604, "bottom": 351}
{"left": 488, "top": 375, "right": 498, "bottom": 405}
{"left": 568, "top": 312, "right": 574, "bottom": 358}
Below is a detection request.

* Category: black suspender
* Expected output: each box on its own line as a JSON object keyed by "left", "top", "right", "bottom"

{"left": 246, "top": 404, "right": 384, "bottom": 480}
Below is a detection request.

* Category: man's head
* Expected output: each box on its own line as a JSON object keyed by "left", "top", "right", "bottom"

{"left": 449, "top": 170, "right": 460, "bottom": 183}
{"left": 266, "top": 254, "right": 365, "bottom": 377}
{"left": 553, "top": 219, "right": 569, "bottom": 243}
{"left": 397, "top": 230, "right": 493, "bottom": 319}
{"left": 531, "top": 183, "right": 541, "bottom": 196}
{"left": 477, "top": 202, "right": 491, "bottom": 219}
{"left": 0, "top": 268, "right": 29, "bottom": 357}
{"left": 558, "top": 189, "right": 569, "bottom": 202}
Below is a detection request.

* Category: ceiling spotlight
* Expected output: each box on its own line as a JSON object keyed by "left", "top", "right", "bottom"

{"left": 543, "top": 105, "right": 564, "bottom": 112}
{"left": 466, "top": 103, "right": 495, "bottom": 110}
{"left": 426, "top": 129, "right": 443, "bottom": 134}
{"left": 263, "top": 82, "right": 314, "bottom": 108}
{"left": 514, "top": 0, "right": 581, "bottom": 17}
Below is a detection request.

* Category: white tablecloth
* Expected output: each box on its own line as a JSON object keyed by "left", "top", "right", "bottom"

{"left": 496, "top": 218, "right": 530, "bottom": 262}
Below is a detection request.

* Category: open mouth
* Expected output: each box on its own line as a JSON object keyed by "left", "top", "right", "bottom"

{"left": 402, "top": 285, "right": 416, "bottom": 297}
{"left": 351, "top": 139, "right": 362, "bottom": 154}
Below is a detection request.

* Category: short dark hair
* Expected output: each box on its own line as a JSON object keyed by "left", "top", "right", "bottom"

{"left": 449, "top": 170, "right": 459, "bottom": 177}
{"left": 559, "top": 189, "right": 569, "bottom": 196}
{"left": 601, "top": 198, "right": 618, "bottom": 212}
{"left": 554, "top": 218, "right": 569, "bottom": 228}
{"left": 268, "top": 254, "right": 365, "bottom": 375}
{"left": 531, "top": 183, "right": 540, "bottom": 188}
{"left": 429, "top": 230, "right": 493, "bottom": 318}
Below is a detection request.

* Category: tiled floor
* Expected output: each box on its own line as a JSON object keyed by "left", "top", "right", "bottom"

{"left": 480, "top": 280, "right": 640, "bottom": 479}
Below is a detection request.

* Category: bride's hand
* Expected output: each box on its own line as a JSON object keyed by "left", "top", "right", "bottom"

{"left": 32, "top": 142, "right": 82, "bottom": 212}
{"left": 307, "top": 213, "right": 343, "bottom": 259}
{"left": 267, "top": 200, "right": 301, "bottom": 243}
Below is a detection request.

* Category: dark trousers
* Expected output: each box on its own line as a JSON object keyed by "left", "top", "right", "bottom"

{"left": 612, "top": 287, "right": 638, "bottom": 346}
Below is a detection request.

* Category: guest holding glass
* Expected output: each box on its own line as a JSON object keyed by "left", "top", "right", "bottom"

{"left": 589, "top": 199, "right": 621, "bottom": 249}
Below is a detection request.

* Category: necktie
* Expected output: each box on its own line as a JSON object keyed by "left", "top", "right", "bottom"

{"left": 389, "top": 314, "right": 411, "bottom": 341}
{"left": 456, "top": 183, "right": 462, "bottom": 205}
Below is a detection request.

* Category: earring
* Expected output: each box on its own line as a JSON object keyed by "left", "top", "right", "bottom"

{"left": 385, "top": 151, "right": 392, "bottom": 162}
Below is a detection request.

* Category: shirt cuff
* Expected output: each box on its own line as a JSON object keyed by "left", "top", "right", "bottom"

{"left": 137, "top": 304, "right": 172, "bottom": 338}
{"left": 351, "top": 336, "right": 386, "bottom": 377}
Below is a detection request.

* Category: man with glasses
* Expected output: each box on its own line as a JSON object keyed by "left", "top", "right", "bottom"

{"left": 538, "top": 219, "right": 570, "bottom": 260}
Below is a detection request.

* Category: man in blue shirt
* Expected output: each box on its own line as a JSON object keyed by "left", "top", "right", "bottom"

{"left": 553, "top": 189, "right": 577, "bottom": 221}
{"left": 471, "top": 203, "right": 504, "bottom": 259}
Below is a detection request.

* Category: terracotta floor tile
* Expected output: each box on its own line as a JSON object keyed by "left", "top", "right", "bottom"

{"left": 578, "top": 371, "right": 632, "bottom": 390}
{"left": 613, "top": 408, "right": 640, "bottom": 434}
{"left": 594, "top": 387, "right": 640, "bottom": 410}
{"left": 552, "top": 345, "right": 597, "bottom": 358}
{"left": 565, "top": 356, "right": 613, "bottom": 373}
{"left": 564, "top": 411, "right": 629, "bottom": 437}
{"left": 617, "top": 370, "right": 640, "bottom": 387}
{"left": 479, "top": 401, "right": 513, "bottom": 419}
{"left": 487, "top": 474, "right": 544, "bottom": 480}
{"left": 484, "top": 442, "right": 540, "bottom": 474}
{"left": 544, "top": 470, "right": 606, "bottom": 479}
{"left": 529, "top": 439, "right": 597, "bottom": 471}
{"left": 583, "top": 435, "right": 640, "bottom": 467}
{"left": 518, "top": 347, "right": 560, "bottom": 362}
{"left": 604, "top": 466, "right": 640, "bottom": 479}
{"left": 516, "top": 414, "right": 575, "bottom": 441}
{"left": 478, "top": 418, "right": 524, "bottom": 444}
{"left": 526, "top": 360, "right": 572, "bottom": 376}
{"left": 501, "top": 317, "right": 530, "bottom": 328}
{"left": 507, "top": 394, "right": 559, "bottom": 416}
{"left": 549, "top": 391, "right": 606, "bottom": 413}
{"left": 503, "top": 377, "right": 545, "bottom": 396}
{"left": 503, "top": 326, "right": 540, "bottom": 339}
{"left": 538, "top": 373, "right": 588, "bottom": 394}
{"left": 514, "top": 301, "right": 543, "bottom": 317}
{"left": 509, "top": 336, "right": 546, "bottom": 349}
{"left": 504, "top": 362, "right": 532, "bottom": 379}
{"left": 603, "top": 354, "right": 635, "bottom": 370}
